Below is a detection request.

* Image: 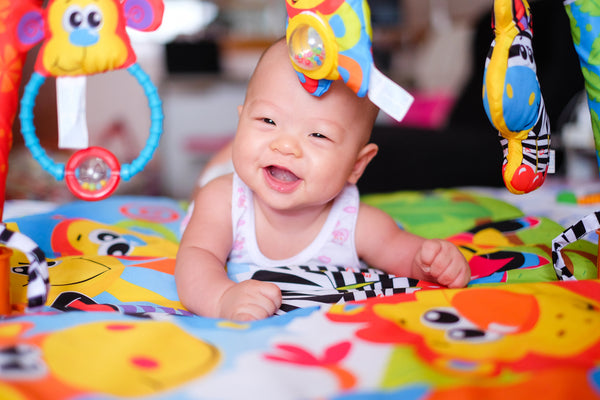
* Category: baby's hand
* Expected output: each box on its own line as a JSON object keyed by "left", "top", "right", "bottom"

{"left": 218, "top": 280, "right": 282, "bottom": 321}
{"left": 414, "top": 239, "right": 470, "bottom": 288}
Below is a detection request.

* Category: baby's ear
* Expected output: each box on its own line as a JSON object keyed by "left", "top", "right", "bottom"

{"left": 237, "top": 105, "right": 243, "bottom": 117}
{"left": 348, "top": 143, "right": 378, "bottom": 184}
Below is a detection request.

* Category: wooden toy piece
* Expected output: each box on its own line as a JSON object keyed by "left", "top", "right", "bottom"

{"left": 0, "top": 247, "right": 13, "bottom": 314}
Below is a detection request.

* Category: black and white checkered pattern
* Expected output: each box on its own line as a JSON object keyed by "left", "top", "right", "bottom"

{"left": 0, "top": 224, "right": 49, "bottom": 311}
{"left": 551, "top": 211, "right": 600, "bottom": 281}
{"left": 241, "top": 265, "right": 420, "bottom": 314}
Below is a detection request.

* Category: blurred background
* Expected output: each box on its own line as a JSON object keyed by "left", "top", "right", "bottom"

{"left": 8, "top": 0, "right": 586, "bottom": 201}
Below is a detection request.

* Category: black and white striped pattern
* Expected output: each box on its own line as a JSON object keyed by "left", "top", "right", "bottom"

{"left": 551, "top": 211, "right": 600, "bottom": 281}
{"left": 0, "top": 224, "right": 49, "bottom": 311}
{"left": 241, "top": 265, "right": 420, "bottom": 314}
{"left": 278, "top": 285, "right": 420, "bottom": 315}
{"left": 499, "top": 97, "right": 551, "bottom": 175}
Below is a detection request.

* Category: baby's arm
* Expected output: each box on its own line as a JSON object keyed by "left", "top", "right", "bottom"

{"left": 356, "top": 203, "right": 470, "bottom": 287}
{"left": 175, "top": 175, "right": 281, "bottom": 320}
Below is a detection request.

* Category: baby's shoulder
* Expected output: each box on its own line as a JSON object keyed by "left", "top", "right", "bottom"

{"left": 195, "top": 173, "right": 234, "bottom": 205}
{"left": 356, "top": 201, "right": 398, "bottom": 231}
{"left": 209, "top": 172, "right": 234, "bottom": 188}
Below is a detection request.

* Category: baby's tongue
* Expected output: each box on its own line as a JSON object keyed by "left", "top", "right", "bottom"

{"left": 269, "top": 166, "right": 298, "bottom": 182}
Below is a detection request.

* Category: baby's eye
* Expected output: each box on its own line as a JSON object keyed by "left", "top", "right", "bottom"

{"left": 309, "top": 132, "right": 329, "bottom": 140}
{"left": 262, "top": 118, "right": 276, "bottom": 125}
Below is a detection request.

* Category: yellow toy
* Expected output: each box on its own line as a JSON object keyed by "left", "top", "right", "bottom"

{"left": 482, "top": 0, "right": 551, "bottom": 194}
{"left": 285, "top": 0, "right": 414, "bottom": 122}
{"left": 15, "top": 0, "right": 165, "bottom": 201}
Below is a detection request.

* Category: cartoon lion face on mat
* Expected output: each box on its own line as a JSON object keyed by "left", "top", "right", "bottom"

{"left": 372, "top": 285, "right": 600, "bottom": 362}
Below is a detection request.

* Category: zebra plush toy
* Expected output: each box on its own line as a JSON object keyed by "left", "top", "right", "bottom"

{"left": 482, "top": 0, "right": 551, "bottom": 195}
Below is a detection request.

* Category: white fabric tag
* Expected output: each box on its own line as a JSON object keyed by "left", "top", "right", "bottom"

{"left": 367, "top": 65, "right": 414, "bottom": 122}
{"left": 57, "top": 76, "right": 89, "bottom": 149}
{"left": 548, "top": 149, "right": 556, "bottom": 174}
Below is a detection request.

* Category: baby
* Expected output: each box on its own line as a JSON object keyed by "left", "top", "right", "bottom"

{"left": 175, "top": 39, "right": 471, "bottom": 321}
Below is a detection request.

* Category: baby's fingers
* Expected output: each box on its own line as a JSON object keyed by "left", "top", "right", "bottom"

{"left": 232, "top": 303, "right": 275, "bottom": 321}
{"left": 258, "top": 281, "right": 283, "bottom": 310}
{"left": 417, "top": 240, "right": 470, "bottom": 288}
{"left": 416, "top": 239, "right": 444, "bottom": 272}
{"left": 435, "top": 259, "right": 470, "bottom": 288}
{"left": 229, "top": 281, "right": 282, "bottom": 321}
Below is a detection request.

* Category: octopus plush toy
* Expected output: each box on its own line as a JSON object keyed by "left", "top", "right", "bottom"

{"left": 483, "top": 0, "right": 551, "bottom": 195}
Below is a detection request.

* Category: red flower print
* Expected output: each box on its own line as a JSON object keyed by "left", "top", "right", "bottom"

{"left": 265, "top": 341, "right": 357, "bottom": 390}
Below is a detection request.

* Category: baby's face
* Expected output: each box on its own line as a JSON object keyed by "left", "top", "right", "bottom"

{"left": 232, "top": 40, "right": 375, "bottom": 212}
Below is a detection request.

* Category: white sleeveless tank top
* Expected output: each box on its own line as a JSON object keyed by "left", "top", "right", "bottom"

{"left": 229, "top": 173, "right": 364, "bottom": 268}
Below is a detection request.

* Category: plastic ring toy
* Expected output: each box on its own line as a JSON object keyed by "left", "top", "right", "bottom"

{"left": 19, "top": 63, "right": 163, "bottom": 201}
{"left": 65, "top": 146, "right": 120, "bottom": 201}
{"left": 286, "top": 11, "right": 339, "bottom": 81}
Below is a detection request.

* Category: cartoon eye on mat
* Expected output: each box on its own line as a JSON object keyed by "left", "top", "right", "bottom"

{"left": 422, "top": 308, "right": 461, "bottom": 326}
{"left": 12, "top": 260, "right": 60, "bottom": 277}
{"left": 421, "top": 307, "right": 502, "bottom": 343}
{"left": 15, "top": 0, "right": 164, "bottom": 201}
{"left": 88, "top": 228, "right": 147, "bottom": 256}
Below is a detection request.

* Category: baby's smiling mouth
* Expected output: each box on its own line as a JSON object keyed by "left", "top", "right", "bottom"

{"left": 266, "top": 165, "right": 299, "bottom": 182}
{"left": 264, "top": 165, "right": 302, "bottom": 193}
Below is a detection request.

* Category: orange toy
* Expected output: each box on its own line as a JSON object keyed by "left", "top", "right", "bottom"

{"left": 0, "top": 0, "right": 45, "bottom": 314}
{"left": 0, "top": 0, "right": 43, "bottom": 219}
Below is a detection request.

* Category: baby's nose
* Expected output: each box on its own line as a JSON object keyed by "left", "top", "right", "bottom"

{"left": 270, "top": 135, "right": 302, "bottom": 157}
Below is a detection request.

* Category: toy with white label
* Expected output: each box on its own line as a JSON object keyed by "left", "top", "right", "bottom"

{"left": 15, "top": 0, "right": 164, "bottom": 201}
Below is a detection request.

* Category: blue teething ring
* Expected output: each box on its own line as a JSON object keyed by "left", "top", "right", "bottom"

{"left": 19, "top": 63, "right": 164, "bottom": 200}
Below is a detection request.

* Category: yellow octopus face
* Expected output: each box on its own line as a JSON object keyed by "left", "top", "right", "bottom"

{"left": 42, "top": 320, "right": 220, "bottom": 396}
{"left": 10, "top": 255, "right": 126, "bottom": 307}
{"left": 41, "top": 0, "right": 131, "bottom": 75}
{"left": 53, "top": 219, "right": 178, "bottom": 258}
{"left": 373, "top": 285, "right": 600, "bottom": 362}
{"left": 10, "top": 249, "right": 184, "bottom": 312}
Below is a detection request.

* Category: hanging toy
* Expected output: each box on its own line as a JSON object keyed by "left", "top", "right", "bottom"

{"left": 285, "top": 0, "right": 414, "bottom": 123}
{"left": 564, "top": 0, "right": 600, "bottom": 178}
{"left": 15, "top": 0, "right": 164, "bottom": 201}
{"left": 482, "top": 0, "right": 551, "bottom": 194}
{"left": 0, "top": 0, "right": 43, "bottom": 218}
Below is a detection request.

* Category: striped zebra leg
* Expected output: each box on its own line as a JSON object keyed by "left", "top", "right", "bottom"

{"left": 552, "top": 211, "right": 600, "bottom": 280}
{"left": 500, "top": 98, "right": 551, "bottom": 194}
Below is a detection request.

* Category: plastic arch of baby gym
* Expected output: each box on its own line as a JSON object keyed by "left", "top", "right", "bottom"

{"left": 0, "top": 0, "right": 600, "bottom": 311}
